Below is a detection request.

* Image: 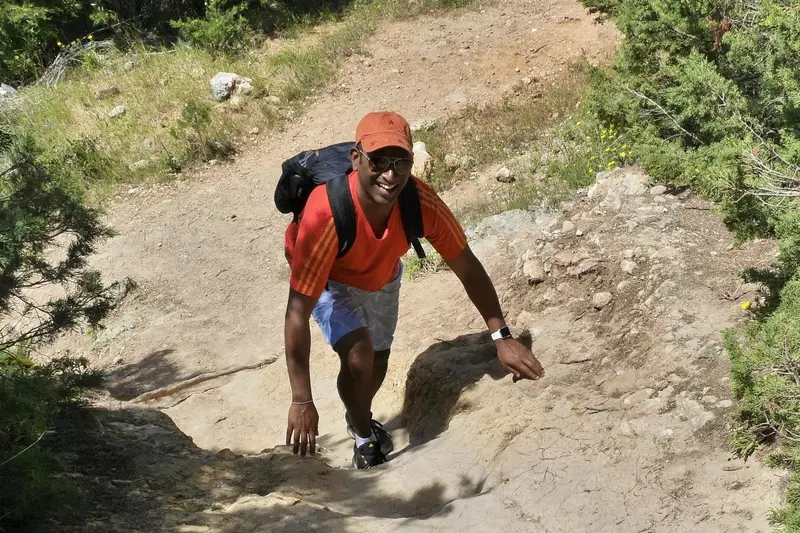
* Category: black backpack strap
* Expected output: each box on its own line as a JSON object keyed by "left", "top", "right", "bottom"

{"left": 399, "top": 178, "right": 427, "bottom": 259}
{"left": 326, "top": 174, "right": 357, "bottom": 258}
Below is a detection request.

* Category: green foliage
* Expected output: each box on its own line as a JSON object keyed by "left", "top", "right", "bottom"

{"left": 578, "top": 2, "right": 800, "bottom": 526}
{"left": 0, "top": 356, "right": 103, "bottom": 526}
{"left": 170, "top": 98, "right": 234, "bottom": 162}
{"left": 171, "top": 0, "right": 254, "bottom": 55}
{"left": 0, "top": 129, "right": 116, "bottom": 528}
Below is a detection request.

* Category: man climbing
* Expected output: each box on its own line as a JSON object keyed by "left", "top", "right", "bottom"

{"left": 283, "top": 111, "right": 544, "bottom": 469}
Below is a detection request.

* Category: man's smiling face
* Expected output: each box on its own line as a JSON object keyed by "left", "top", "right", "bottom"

{"left": 352, "top": 144, "right": 413, "bottom": 207}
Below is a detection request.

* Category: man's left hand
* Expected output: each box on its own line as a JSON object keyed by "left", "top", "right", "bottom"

{"left": 496, "top": 339, "right": 544, "bottom": 381}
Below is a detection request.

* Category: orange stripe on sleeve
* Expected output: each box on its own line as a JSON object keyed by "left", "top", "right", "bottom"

{"left": 418, "top": 191, "right": 466, "bottom": 245}
{"left": 296, "top": 220, "right": 336, "bottom": 292}
{"left": 297, "top": 227, "right": 339, "bottom": 295}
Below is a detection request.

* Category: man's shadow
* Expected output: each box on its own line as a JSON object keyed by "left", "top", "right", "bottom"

{"left": 387, "top": 330, "right": 533, "bottom": 449}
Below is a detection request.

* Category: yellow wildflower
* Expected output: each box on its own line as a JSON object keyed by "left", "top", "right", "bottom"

{"left": 57, "top": 41, "right": 62, "bottom": 47}
{"left": 741, "top": 300, "right": 751, "bottom": 311}
{"left": 620, "top": 152, "right": 627, "bottom": 158}
{"left": 576, "top": 121, "right": 582, "bottom": 127}
{"left": 88, "top": 34, "right": 94, "bottom": 40}
{"left": 14, "top": 55, "right": 19, "bottom": 60}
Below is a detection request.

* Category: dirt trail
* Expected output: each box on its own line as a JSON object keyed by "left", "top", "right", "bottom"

{"left": 47, "top": 1, "right": 786, "bottom": 532}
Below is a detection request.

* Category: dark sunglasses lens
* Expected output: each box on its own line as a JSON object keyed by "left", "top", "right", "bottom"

{"left": 370, "top": 156, "right": 391, "bottom": 172}
{"left": 394, "top": 159, "right": 412, "bottom": 174}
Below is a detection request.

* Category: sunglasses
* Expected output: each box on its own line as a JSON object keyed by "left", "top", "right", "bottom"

{"left": 357, "top": 147, "right": 413, "bottom": 175}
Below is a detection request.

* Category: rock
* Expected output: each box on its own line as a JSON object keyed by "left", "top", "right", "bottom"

{"left": 444, "top": 153, "right": 461, "bottom": 171}
{"left": 494, "top": 167, "right": 515, "bottom": 183}
{"left": 702, "top": 395, "right": 718, "bottom": 404}
{"left": 569, "top": 259, "right": 599, "bottom": 277}
{"left": 412, "top": 142, "right": 433, "bottom": 180}
{"left": 250, "top": 127, "right": 260, "bottom": 135}
{"left": 210, "top": 72, "right": 253, "bottom": 101}
{"left": 652, "top": 246, "right": 679, "bottom": 260}
{"left": 561, "top": 353, "right": 593, "bottom": 364}
{"left": 716, "top": 399, "right": 734, "bottom": 409}
{"left": 523, "top": 254, "right": 546, "bottom": 284}
{"left": 621, "top": 259, "right": 637, "bottom": 274}
{"left": 141, "top": 138, "right": 154, "bottom": 150}
{"left": 623, "top": 249, "right": 635, "bottom": 259}
{"left": 216, "top": 448, "right": 238, "bottom": 460}
{"left": 521, "top": 77, "right": 532, "bottom": 86}
{"left": 593, "top": 292, "right": 613, "bottom": 309}
{"left": 515, "top": 310, "right": 536, "bottom": 330}
{"left": 265, "top": 95, "right": 281, "bottom": 105}
{"left": 642, "top": 396, "right": 669, "bottom": 414}
{"left": 617, "top": 280, "right": 631, "bottom": 292}
{"left": 228, "top": 95, "right": 244, "bottom": 109}
{"left": 108, "top": 105, "right": 126, "bottom": 119}
{"left": 650, "top": 185, "right": 667, "bottom": 196}
{"left": 690, "top": 411, "right": 716, "bottom": 430}
{"left": 0, "top": 83, "right": 17, "bottom": 98}
{"left": 667, "top": 373, "right": 684, "bottom": 385}
{"left": 233, "top": 77, "right": 254, "bottom": 96}
{"left": 466, "top": 210, "right": 535, "bottom": 240}
{"left": 624, "top": 388, "right": 655, "bottom": 405}
{"left": 553, "top": 250, "right": 573, "bottom": 267}
{"left": 562, "top": 220, "right": 575, "bottom": 233}
{"left": 208, "top": 159, "right": 219, "bottom": 166}
{"left": 460, "top": 155, "right": 476, "bottom": 169}
{"left": 618, "top": 421, "right": 635, "bottom": 436}
{"left": 123, "top": 60, "right": 136, "bottom": 71}
{"left": 95, "top": 86, "right": 120, "bottom": 100}
{"left": 576, "top": 230, "right": 584, "bottom": 237}
{"left": 129, "top": 159, "right": 151, "bottom": 171}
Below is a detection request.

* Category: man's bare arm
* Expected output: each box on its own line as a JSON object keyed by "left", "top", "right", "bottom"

{"left": 445, "top": 245, "right": 544, "bottom": 380}
{"left": 284, "top": 288, "right": 320, "bottom": 455}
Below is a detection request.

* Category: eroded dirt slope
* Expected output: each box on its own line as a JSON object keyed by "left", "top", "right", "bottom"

{"left": 41, "top": 1, "right": 786, "bottom": 532}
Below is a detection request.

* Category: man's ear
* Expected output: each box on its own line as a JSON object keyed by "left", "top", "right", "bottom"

{"left": 350, "top": 147, "right": 360, "bottom": 169}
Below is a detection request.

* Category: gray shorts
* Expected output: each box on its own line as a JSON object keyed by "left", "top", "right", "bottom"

{"left": 311, "top": 263, "right": 402, "bottom": 352}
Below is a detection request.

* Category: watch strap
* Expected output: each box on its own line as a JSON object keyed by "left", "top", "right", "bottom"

{"left": 491, "top": 326, "right": 512, "bottom": 341}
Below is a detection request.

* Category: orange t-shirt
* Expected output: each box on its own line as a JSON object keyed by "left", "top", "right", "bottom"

{"left": 285, "top": 171, "right": 467, "bottom": 298}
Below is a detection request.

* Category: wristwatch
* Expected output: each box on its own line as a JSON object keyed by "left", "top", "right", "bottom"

{"left": 491, "top": 326, "right": 513, "bottom": 341}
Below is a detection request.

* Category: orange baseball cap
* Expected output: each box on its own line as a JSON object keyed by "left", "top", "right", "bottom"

{"left": 355, "top": 111, "right": 413, "bottom": 154}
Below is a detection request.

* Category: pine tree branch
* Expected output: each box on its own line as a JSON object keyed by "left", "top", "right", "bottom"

{"left": 626, "top": 87, "right": 703, "bottom": 144}
{"left": 0, "top": 429, "right": 49, "bottom": 468}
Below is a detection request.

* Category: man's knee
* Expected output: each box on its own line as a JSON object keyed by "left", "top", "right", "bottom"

{"left": 335, "top": 328, "right": 375, "bottom": 372}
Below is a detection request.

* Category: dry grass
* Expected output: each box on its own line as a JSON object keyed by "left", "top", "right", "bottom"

{"left": 5, "top": 0, "right": 476, "bottom": 192}
{"left": 411, "top": 66, "right": 594, "bottom": 226}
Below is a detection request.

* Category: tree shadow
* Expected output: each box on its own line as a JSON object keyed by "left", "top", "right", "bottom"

{"left": 104, "top": 349, "right": 184, "bottom": 400}
{"left": 31, "top": 403, "right": 469, "bottom": 533}
{"left": 393, "top": 330, "right": 533, "bottom": 446}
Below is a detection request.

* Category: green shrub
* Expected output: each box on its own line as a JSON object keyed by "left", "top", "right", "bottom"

{"left": 170, "top": 0, "right": 254, "bottom": 55}
{"left": 0, "top": 129, "right": 117, "bottom": 528}
{"left": 582, "top": 1, "right": 800, "bottom": 528}
{"left": 0, "top": 356, "right": 103, "bottom": 526}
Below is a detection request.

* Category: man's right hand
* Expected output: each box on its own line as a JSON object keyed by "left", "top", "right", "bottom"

{"left": 286, "top": 402, "right": 319, "bottom": 456}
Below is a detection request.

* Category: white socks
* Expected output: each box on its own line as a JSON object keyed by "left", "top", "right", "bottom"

{"left": 355, "top": 431, "right": 377, "bottom": 448}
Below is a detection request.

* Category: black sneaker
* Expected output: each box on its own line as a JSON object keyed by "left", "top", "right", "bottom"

{"left": 352, "top": 440, "right": 387, "bottom": 470}
{"left": 345, "top": 412, "right": 394, "bottom": 454}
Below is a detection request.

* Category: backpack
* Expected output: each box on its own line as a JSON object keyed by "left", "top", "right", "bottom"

{"left": 274, "top": 141, "right": 427, "bottom": 259}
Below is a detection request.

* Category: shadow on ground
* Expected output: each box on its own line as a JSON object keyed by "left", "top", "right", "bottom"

{"left": 24, "top": 403, "right": 468, "bottom": 532}
{"left": 394, "top": 331, "right": 532, "bottom": 446}
{"left": 105, "top": 348, "right": 205, "bottom": 401}
{"left": 22, "top": 331, "right": 522, "bottom": 531}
